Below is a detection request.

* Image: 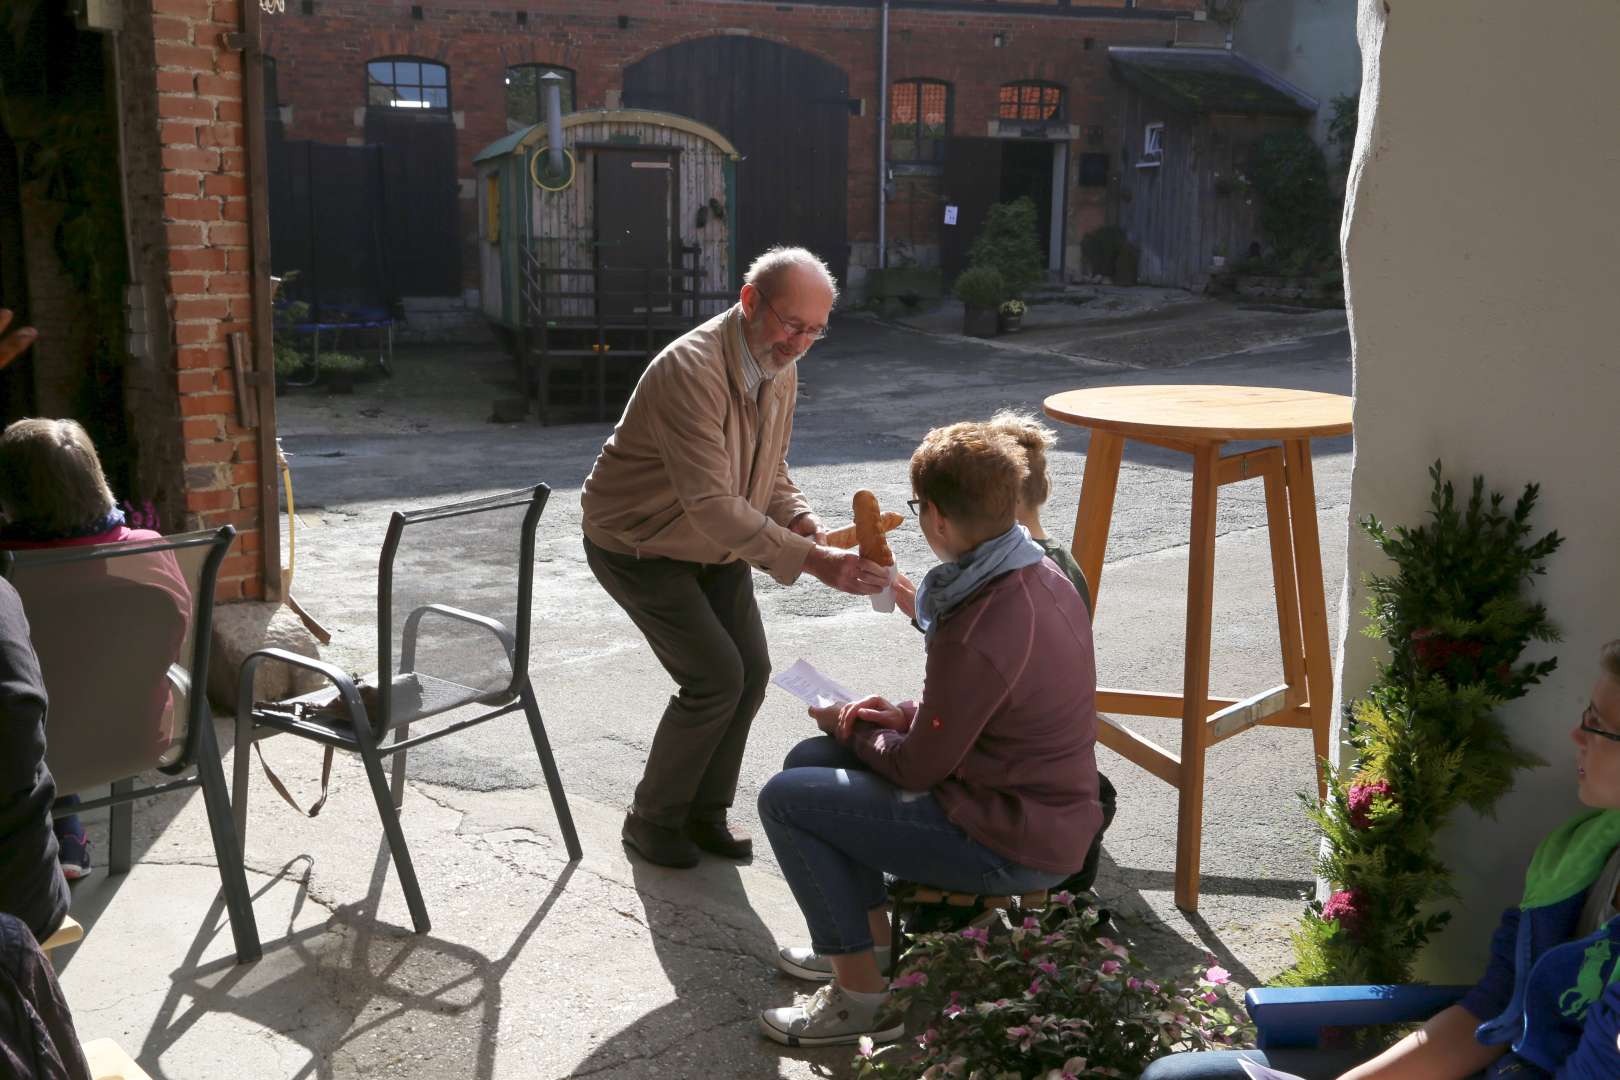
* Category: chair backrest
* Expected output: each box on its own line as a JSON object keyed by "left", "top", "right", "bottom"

{"left": 373, "top": 487, "right": 548, "bottom": 732}
{"left": 0, "top": 528, "right": 233, "bottom": 796}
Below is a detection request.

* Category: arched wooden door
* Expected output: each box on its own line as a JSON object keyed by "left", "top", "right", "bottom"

{"left": 624, "top": 37, "right": 851, "bottom": 288}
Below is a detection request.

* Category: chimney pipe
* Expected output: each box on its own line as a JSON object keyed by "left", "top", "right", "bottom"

{"left": 541, "top": 70, "right": 565, "bottom": 176}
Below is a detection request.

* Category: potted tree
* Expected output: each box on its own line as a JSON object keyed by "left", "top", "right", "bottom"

{"left": 953, "top": 266, "right": 1004, "bottom": 338}
{"left": 998, "top": 298, "right": 1025, "bottom": 333}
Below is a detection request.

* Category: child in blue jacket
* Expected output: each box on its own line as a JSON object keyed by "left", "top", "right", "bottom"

{"left": 1145, "top": 640, "right": 1620, "bottom": 1080}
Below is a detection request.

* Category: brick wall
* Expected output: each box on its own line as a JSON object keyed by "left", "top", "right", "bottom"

{"left": 265, "top": 0, "right": 1200, "bottom": 289}
{"left": 149, "top": 0, "right": 267, "bottom": 601}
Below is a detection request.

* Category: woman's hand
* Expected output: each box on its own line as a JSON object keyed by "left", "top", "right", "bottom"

{"left": 809, "top": 695, "right": 908, "bottom": 743}
{"left": 894, "top": 572, "right": 917, "bottom": 620}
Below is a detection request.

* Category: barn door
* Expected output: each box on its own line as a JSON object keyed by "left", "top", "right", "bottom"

{"left": 593, "top": 149, "right": 676, "bottom": 318}
{"left": 364, "top": 108, "right": 460, "bottom": 297}
{"left": 623, "top": 37, "right": 850, "bottom": 287}
{"left": 941, "top": 137, "right": 1005, "bottom": 282}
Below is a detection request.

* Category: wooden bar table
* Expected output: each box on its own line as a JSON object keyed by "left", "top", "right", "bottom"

{"left": 1043, "top": 385, "right": 1353, "bottom": 912}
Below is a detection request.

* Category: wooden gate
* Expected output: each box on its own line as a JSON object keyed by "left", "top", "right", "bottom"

{"left": 593, "top": 148, "right": 677, "bottom": 317}
{"left": 624, "top": 37, "right": 850, "bottom": 287}
{"left": 364, "top": 108, "right": 460, "bottom": 297}
{"left": 941, "top": 137, "right": 1004, "bottom": 282}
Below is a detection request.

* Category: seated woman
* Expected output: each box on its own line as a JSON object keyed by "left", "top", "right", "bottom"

{"left": 756, "top": 421, "right": 1103, "bottom": 1048}
{"left": 0, "top": 418, "right": 186, "bottom": 881}
{"left": 1144, "top": 640, "right": 1620, "bottom": 1080}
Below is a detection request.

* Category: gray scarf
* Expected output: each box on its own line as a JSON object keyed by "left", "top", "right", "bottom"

{"left": 914, "top": 524, "right": 1046, "bottom": 640}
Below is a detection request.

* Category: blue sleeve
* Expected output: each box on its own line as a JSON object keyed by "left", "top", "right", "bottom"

{"left": 1553, "top": 982, "right": 1620, "bottom": 1079}
{"left": 1460, "top": 907, "right": 1522, "bottom": 1025}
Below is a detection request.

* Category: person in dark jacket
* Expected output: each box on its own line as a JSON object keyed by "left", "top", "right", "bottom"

{"left": 1143, "top": 640, "right": 1620, "bottom": 1080}
{"left": 0, "top": 912, "right": 89, "bottom": 1080}
{"left": 755, "top": 422, "right": 1102, "bottom": 1049}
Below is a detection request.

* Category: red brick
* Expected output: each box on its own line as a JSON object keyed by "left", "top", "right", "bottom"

{"left": 165, "top": 196, "right": 221, "bottom": 221}
{"left": 186, "top": 488, "right": 236, "bottom": 513}
{"left": 159, "top": 95, "right": 216, "bottom": 122}
{"left": 220, "top": 148, "right": 245, "bottom": 172}
{"left": 180, "top": 391, "right": 238, "bottom": 416}
{"left": 216, "top": 100, "right": 245, "bottom": 124}
{"left": 156, "top": 70, "right": 196, "bottom": 94}
{"left": 211, "top": 0, "right": 242, "bottom": 25}
{"left": 154, "top": 0, "right": 213, "bottom": 17}
{"left": 175, "top": 297, "right": 232, "bottom": 321}
{"left": 165, "top": 221, "right": 205, "bottom": 248}
{"left": 230, "top": 462, "right": 260, "bottom": 485}
{"left": 202, "top": 174, "right": 247, "bottom": 197}
{"left": 170, "top": 247, "right": 227, "bottom": 272}
{"left": 225, "top": 249, "right": 249, "bottom": 271}
{"left": 208, "top": 273, "right": 250, "bottom": 295}
{"left": 214, "top": 49, "right": 242, "bottom": 74}
{"left": 219, "top": 198, "right": 249, "bottom": 222}
{"left": 215, "top": 578, "right": 245, "bottom": 602}
{"left": 185, "top": 440, "right": 237, "bottom": 463}
{"left": 237, "top": 529, "right": 261, "bottom": 553}
{"left": 163, "top": 172, "right": 201, "bottom": 196}
{"left": 198, "top": 123, "right": 244, "bottom": 148}
{"left": 183, "top": 417, "right": 223, "bottom": 440}
{"left": 168, "top": 272, "right": 208, "bottom": 296}
{"left": 199, "top": 508, "right": 257, "bottom": 530}
{"left": 155, "top": 43, "right": 215, "bottom": 69}
{"left": 161, "top": 146, "right": 219, "bottom": 171}
{"left": 177, "top": 370, "right": 217, "bottom": 394}
{"left": 220, "top": 553, "right": 259, "bottom": 579}
{"left": 152, "top": 16, "right": 193, "bottom": 43}
{"left": 238, "top": 486, "right": 261, "bottom": 509}
{"left": 234, "top": 437, "right": 259, "bottom": 462}
{"left": 207, "top": 223, "right": 249, "bottom": 247}
{"left": 194, "top": 73, "right": 241, "bottom": 98}
{"left": 175, "top": 322, "right": 218, "bottom": 345}
{"left": 178, "top": 345, "right": 228, "bottom": 369}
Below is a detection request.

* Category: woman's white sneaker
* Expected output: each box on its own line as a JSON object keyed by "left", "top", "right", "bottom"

{"left": 775, "top": 944, "right": 892, "bottom": 982}
{"left": 759, "top": 983, "right": 904, "bottom": 1048}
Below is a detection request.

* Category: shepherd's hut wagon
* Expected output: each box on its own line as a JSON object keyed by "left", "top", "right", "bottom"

{"left": 475, "top": 103, "right": 740, "bottom": 422}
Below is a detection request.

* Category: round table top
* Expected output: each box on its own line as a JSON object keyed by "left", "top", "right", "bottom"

{"left": 1043, "top": 384, "right": 1353, "bottom": 442}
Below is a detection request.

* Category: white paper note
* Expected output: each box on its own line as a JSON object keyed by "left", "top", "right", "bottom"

{"left": 770, "top": 659, "right": 857, "bottom": 709}
{"left": 943, "top": 205, "right": 960, "bottom": 225}
{"left": 1239, "top": 1059, "right": 1306, "bottom": 1080}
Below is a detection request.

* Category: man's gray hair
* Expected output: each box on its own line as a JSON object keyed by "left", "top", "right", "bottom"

{"left": 743, "top": 246, "right": 840, "bottom": 304}
{"left": 0, "top": 418, "right": 118, "bottom": 536}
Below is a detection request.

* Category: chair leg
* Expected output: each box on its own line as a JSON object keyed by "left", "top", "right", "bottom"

{"left": 890, "top": 894, "right": 907, "bottom": 963}
{"left": 389, "top": 723, "right": 409, "bottom": 812}
{"left": 520, "top": 684, "right": 582, "bottom": 862}
{"left": 358, "top": 737, "right": 431, "bottom": 934}
{"left": 232, "top": 710, "right": 253, "bottom": 848}
{"left": 108, "top": 779, "right": 134, "bottom": 875}
{"left": 195, "top": 718, "right": 263, "bottom": 963}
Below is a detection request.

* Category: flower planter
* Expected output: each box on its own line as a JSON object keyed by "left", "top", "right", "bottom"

{"left": 962, "top": 305, "right": 998, "bottom": 338}
{"left": 997, "top": 312, "right": 1023, "bottom": 334}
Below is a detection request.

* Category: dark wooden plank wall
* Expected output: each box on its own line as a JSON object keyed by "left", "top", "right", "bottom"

{"left": 1116, "top": 85, "right": 1302, "bottom": 289}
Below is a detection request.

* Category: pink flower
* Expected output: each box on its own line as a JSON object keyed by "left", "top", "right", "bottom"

{"left": 1322, "top": 889, "right": 1366, "bottom": 935}
{"left": 1204, "top": 965, "right": 1231, "bottom": 985}
{"left": 1127, "top": 977, "right": 1142, "bottom": 990}
{"left": 1202, "top": 990, "right": 1219, "bottom": 1004}
{"left": 1027, "top": 976, "right": 1044, "bottom": 997}
{"left": 960, "top": 926, "right": 990, "bottom": 944}
{"left": 891, "top": 970, "right": 928, "bottom": 990}
{"left": 857, "top": 1035, "right": 876, "bottom": 1058}
{"left": 1036, "top": 960, "right": 1059, "bottom": 977}
{"left": 1347, "top": 779, "right": 1394, "bottom": 830}
{"left": 1100, "top": 960, "right": 1121, "bottom": 976}
{"left": 1022, "top": 915, "right": 1040, "bottom": 930}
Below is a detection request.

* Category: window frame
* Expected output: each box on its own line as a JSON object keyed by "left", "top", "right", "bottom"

{"left": 365, "top": 56, "right": 451, "bottom": 112}
{"left": 998, "top": 79, "right": 1067, "bottom": 123}
{"left": 504, "top": 63, "right": 577, "bottom": 133}
{"left": 887, "top": 77, "right": 953, "bottom": 167}
{"left": 1139, "top": 121, "right": 1165, "bottom": 168}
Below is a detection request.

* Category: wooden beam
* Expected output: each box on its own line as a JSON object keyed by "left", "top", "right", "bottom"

{"left": 1215, "top": 446, "right": 1283, "bottom": 487}
{"left": 1097, "top": 714, "right": 1182, "bottom": 787}
{"left": 1206, "top": 684, "right": 1290, "bottom": 744}
{"left": 1099, "top": 688, "right": 1239, "bottom": 719}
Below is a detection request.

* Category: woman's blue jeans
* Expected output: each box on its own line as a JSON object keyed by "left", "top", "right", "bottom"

{"left": 758, "top": 736, "right": 1065, "bottom": 956}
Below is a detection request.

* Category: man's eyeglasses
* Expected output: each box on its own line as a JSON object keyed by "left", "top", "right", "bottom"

{"left": 757, "top": 289, "right": 828, "bottom": 342}
{"left": 1580, "top": 704, "right": 1620, "bottom": 743}
{"left": 907, "top": 498, "right": 923, "bottom": 517}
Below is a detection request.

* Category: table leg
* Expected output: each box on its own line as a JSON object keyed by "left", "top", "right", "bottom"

{"left": 1176, "top": 442, "right": 1221, "bottom": 912}
{"left": 1071, "top": 430, "right": 1124, "bottom": 608}
{"left": 1284, "top": 439, "right": 1333, "bottom": 801}
{"left": 1262, "top": 454, "right": 1307, "bottom": 706}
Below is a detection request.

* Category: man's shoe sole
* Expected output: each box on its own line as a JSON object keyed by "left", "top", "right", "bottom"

{"left": 689, "top": 834, "right": 752, "bottom": 859}
{"left": 758, "top": 1016, "right": 905, "bottom": 1048}
{"left": 620, "top": 834, "right": 700, "bottom": 869}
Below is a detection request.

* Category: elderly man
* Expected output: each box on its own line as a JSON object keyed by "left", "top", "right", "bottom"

{"left": 582, "top": 247, "right": 885, "bottom": 869}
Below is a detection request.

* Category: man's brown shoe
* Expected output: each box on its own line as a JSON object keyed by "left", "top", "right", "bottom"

{"left": 622, "top": 812, "right": 700, "bottom": 868}
{"left": 686, "top": 819, "right": 753, "bottom": 859}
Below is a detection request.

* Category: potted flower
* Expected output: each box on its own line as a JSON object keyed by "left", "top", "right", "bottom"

{"left": 1211, "top": 244, "right": 1228, "bottom": 270}
{"left": 953, "top": 266, "right": 1005, "bottom": 338}
{"left": 320, "top": 351, "right": 371, "bottom": 394}
{"left": 998, "top": 298, "right": 1026, "bottom": 334}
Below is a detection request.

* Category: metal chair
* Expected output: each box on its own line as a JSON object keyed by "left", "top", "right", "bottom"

{"left": 232, "top": 485, "right": 582, "bottom": 935}
{"left": 1, "top": 527, "right": 262, "bottom": 964}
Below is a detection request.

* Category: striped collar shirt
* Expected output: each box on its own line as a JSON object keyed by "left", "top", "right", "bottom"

{"left": 735, "top": 319, "right": 773, "bottom": 399}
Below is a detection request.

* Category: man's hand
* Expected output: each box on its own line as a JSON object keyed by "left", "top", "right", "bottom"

{"left": 804, "top": 545, "right": 887, "bottom": 595}
{"left": 0, "top": 310, "right": 38, "bottom": 372}
{"left": 788, "top": 512, "right": 827, "bottom": 545}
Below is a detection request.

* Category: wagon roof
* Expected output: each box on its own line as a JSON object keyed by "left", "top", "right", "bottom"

{"left": 474, "top": 109, "right": 743, "bottom": 164}
{"left": 1108, "top": 47, "right": 1317, "bottom": 117}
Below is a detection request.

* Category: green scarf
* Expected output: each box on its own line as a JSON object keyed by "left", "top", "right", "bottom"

{"left": 1521, "top": 809, "right": 1620, "bottom": 909}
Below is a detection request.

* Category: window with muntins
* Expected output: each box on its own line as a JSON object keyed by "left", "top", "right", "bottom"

{"left": 367, "top": 57, "right": 449, "bottom": 111}
{"left": 889, "top": 78, "right": 951, "bottom": 164}
{"left": 998, "top": 81, "right": 1065, "bottom": 122}
{"left": 505, "top": 65, "right": 576, "bottom": 133}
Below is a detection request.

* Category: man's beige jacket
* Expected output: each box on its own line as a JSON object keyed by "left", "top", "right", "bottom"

{"left": 580, "top": 305, "right": 815, "bottom": 584}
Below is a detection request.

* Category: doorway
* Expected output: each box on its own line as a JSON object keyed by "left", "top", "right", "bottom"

{"left": 592, "top": 148, "right": 677, "bottom": 317}
{"left": 1000, "top": 141, "right": 1055, "bottom": 270}
{"left": 941, "top": 137, "right": 1067, "bottom": 281}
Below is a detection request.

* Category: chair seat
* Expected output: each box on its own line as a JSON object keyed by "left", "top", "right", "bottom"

{"left": 82, "top": 1038, "right": 154, "bottom": 1080}
{"left": 41, "top": 915, "right": 84, "bottom": 954}
{"left": 278, "top": 670, "right": 513, "bottom": 731}
{"left": 890, "top": 881, "right": 1050, "bottom": 912}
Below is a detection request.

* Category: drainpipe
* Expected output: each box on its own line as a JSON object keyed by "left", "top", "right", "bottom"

{"left": 542, "top": 70, "right": 566, "bottom": 175}
{"left": 876, "top": 0, "right": 889, "bottom": 271}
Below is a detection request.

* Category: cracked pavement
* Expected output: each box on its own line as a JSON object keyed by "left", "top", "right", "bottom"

{"left": 55, "top": 306, "right": 1352, "bottom": 1078}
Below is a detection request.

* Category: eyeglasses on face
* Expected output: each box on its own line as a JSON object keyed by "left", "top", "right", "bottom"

{"left": 907, "top": 498, "right": 923, "bottom": 517}
{"left": 1580, "top": 704, "right": 1620, "bottom": 743}
{"left": 756, "top": 288, "right": 828, "bottom": 342}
